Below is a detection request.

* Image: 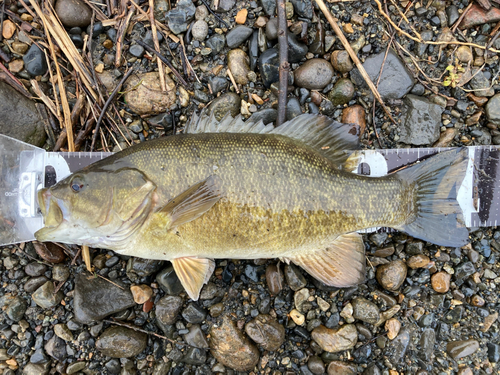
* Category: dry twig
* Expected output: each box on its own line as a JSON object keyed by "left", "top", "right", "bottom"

{"left": 149, "top": 0, "right": 166, "bottom": 91}
{"left": 82, "top": 245, "right": 92, "bottom": 272}
{"left": 276, "top": 0, "right": 289, "bottom": 127}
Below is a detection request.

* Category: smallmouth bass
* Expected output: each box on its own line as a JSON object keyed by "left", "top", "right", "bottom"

{"left": 35, "top": 114, "right": 469, "bottom": 300}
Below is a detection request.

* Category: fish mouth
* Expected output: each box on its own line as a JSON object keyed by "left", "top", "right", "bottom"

{"left": 35, "top": 188, "right": 64, "bottom": 241}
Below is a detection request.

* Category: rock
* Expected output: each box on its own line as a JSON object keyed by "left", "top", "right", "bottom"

{"left": 385, "top": 318, "right": 401, "bottom": 340}
{"left": 431, "top": 271, "right": 451, "bottom": 293}
{"left": 226, "top": 25, "right": 253, "bottom": 48}
{"left": 156, "top": 295, "right": 183, "bottom": 326}
{"left": 407, "top": 254, "right": 430, "bottom": 269}
{"left": 96, "top": 327, "right": 147, "bottom": 358}
{"left": 54, "top": 324, "right": 74, "bottom": 342}
{"left": 126, "top": 258, "right": 163, "bottom": 279}
{"left": 33, "top": 242, "right": 65, "bottom": 263}
{"left": 124, "top": 72, "right": 176, "bottom": 115}
{"left": 290, "top": 308, "right": 305, "bottom": 325}
{"left": 470, "top": 68, "right": 495, "bottom": 97}
{"left": 285, "top": 264, "right": 307, "bottom": 291}
{"left": 259, "top": 48, "right": 279, "bottom": 87}
{"left": 129, "top": 44, "right": 144, "bottom": 58}
{"left": 486, "top": 94, "right": 500, "bottom": 125}
{"left": 182, "top": 303, "right": 207, "bottom": 324}
{"left": 73, "top": 274, "right": 135, "bottom": 324}
{"left": 376, "top": 260, "right": 407, "bottom": 291}
{"left": 66, "top": 362, "right": 86, "bottom": 374}
{"left": 206, "top": 34, "right": 226, "bottom": 55}
{"left": 331, "top": 50, "right": 353, "bottom": 73}
{"left": 2, "top": 19, "right": 15, "bottom": 39}
{"left": 288, "top": 34, "right": 308, "bottom": 63}
{"left": 23, "top": 362, "right": 51, "bottom": 375}
{"left": 350, "top": 49, "right": 414, "bottom": 100}
{"left": 215, "top": 0, "right": 236, "bottom": 13}
{"left": 130, "top": 284, "right": 153, "bottom": 304}
{"left": 419, "top": 327, "right": 435, "bottom": 361}
{"left": 362, "top": 365, "right": 382, "bottom": 375}
{"left": 55, "top": 0, "right": 92, "bottom": 28}
{"left": 227, "top": 49, "right": 251, "bottom": 85}
{"left": 5, "top": 296, "right": 26, "bottom": 321}
{"left": 44, "top": 335, "right": 66, "bottom": 361}
{"left": 446, "top": 339, "right": 480, "bottom": 359}
{"left": 327, "top": 361, "right": 357, "bottom": 375}
{"left": 245, "top": 314, "right": 285, "bottom": 351}
{"left": 341, "top": 105, "right": 366, "bottom": 136}
{"left": 460, "top": 4, "right": 500, "bottom": 29}
{"left": 266, "top": 264, "right": 283, "bottom": 295}
{"left": 265, "top": 18, "right": 278, "bottom": 40}
{"left": 23, "top": 44, "right": 48, "bottom": 76}
{"left": 487, "top": 343, "right": 500, "bottom": 363}
{"left": 294, "top": 59, "right": 334, "bottom": 90}
{"left": 235, "top": 9, "right": 248, "bottom": 24}
{"left": 286, "top": 97, "right": 302, "bottom": 120}
{"left": 261, "top": 0, "right": 276, "bottom": 16}
{"left": 328, "top": 78, "right": 355, "bottom": 106}
{"left": 9, "top": 59, "right": 24, "bottom": 73}
{"left": 165, "top": 0, "right": 196, "bottom": 34}
{"left": 32, "top": 281, "right": 63, "bottom": 309}
{"left": 352, "top": 297, "right": 380, "bottom": 324}
{"left": 399, "top": 95, "right": 443, "bottom": 145}
{"left": 456, "top": 46, "right": 473, "bottom": 63}
{"left": 434, "top": 128, "right": 458, "bottom": 147}
{"left": 210, "top": 316, "right": 259, "bottom": 371}
{"left": 390, "top": 328, "right": 411, "bottom": 362}
{"left": 311, "top": 324, "right": 358, "bottom": 352}
{"left": 192, "top": 20, "right": 209, "bottom": 41}
{"left": 183, "top": 324, "right": 209, "bottom": 348}
{"left": 208, "top": 92, "right": 241, "bottom": 121}
{"left": 308, "top": 356, "right": 325, "bottom": 374}
{"left": 446, "top": 5, "right": 460, "bottom": 26}
{"left": 156, "top": 265, "right": 184, "bottom": 295}
{"left": 290, "top": 0, "right": 312, "bottom": 19}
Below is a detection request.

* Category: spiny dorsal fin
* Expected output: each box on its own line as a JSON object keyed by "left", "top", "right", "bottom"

{"left": 184, "top": 111, "right": 360, "bottom": 167}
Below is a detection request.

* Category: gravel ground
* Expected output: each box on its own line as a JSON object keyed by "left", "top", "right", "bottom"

{"left": 0, "top": 0, "right": 499, "bottom": 374}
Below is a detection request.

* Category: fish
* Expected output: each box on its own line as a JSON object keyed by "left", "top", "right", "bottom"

{"left": 35, "top": 113, "right": 469, "bottom": 300}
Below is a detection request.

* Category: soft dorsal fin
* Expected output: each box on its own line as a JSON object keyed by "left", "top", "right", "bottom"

{"left": 185, "top": 111, "right": 360, "bottom": 167}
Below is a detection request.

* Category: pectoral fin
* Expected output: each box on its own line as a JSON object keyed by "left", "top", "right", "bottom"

{"left": 172, "top": 257, "right": 215, "bottom": 300}
{"left": 159, "top": 175, "right": 223, "bottom": 230}
{"left": 286, "top": 233, "right": 366, "bottom": 287}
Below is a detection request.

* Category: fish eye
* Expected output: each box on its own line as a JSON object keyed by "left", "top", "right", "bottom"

{"left": 70, "top": 177, "right": 84, "bottom": 193}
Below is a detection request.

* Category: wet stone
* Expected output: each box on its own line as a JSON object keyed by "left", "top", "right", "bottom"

{"left": 184, "top": 324, "right": 208, "bottom": 348}
{"left": 261, "top": 0, "right": 276, "bottom": 16}
{"left": 431, "top": 271, "right": 451, "bottom": 293}
{"left": 226, "top": 26, "right": 253, "bottom": 48}
{"left": 286, "top": 97, "right": 303, "bottom": 120}
{"left": 470, "top": 68, "right": 495, "bottom": 97}
{"left": 206, "top": 34, "right": 226, "bottom": 55}
{"left": 45, "top": 335, "right": 66, "bottom": 361}
{"left": 55, "top": 0, "right": 92, "bottom": 28}
{"left": 130, "top": 284, "right": 153, "bottom": 304}
{"left": 245, "top": 314, "right": 285, "bottom": 351}
{"left": 32, "top": 281, "right": 63, "bottom": 309}
{"left": 419, "top": 328, "right": 435, "bottom": 361}
{"left": 328, "top": 78, "right": 355, "bottom": 106}
{"left": 327, "top": 361, "right": 357, "bottom": 375}
{"left": 259, "top": 48, "right": 279, "bottom": 88}
{"left": 165, "top": 0, "right": 196, "bottom": 34}
{"left": 311, "top": 324, "right": 358, "bottom": 353}
{"left": 52, "top": 264, "right": 69, "bottom": 282}
{"left": 129, "top": 44, "right": 144, "bottom": 58}
{"left": 288, "top": 34, "right": 308, "bottom": 63}
{"left": 215, "top": 0, "right": 236, "bottom": 13}
{"left": 446, "top": 339, "right": 480, "bottom": 359}
{"left": 182, "top": 303, "right": 207, "bottom": 324}
{"left": 294, "top": 58, "right": 334, "bottom": 90}
{"left": 25, "top": 263, "right": 47, "bottom": 277}
{"left": 73, "top": 274, "right": 135, "bottom": 324}
{"left": 208, "top": 92, "right": 241, "bottom": 121}
{"left": 290, "top": 0, "right": 313, "bottom": 19}
{"left": 342, "top": 105, "right": 366, "bottom": 136}
{"left": 308, "top": 355, "right": 325, "bottom": 374}
{"left": 209, "top": 316, "right": 259, "bottom": 371}
{"left": 351, "top": 297, "right": 380, "bottom": 324}
{"left": 331, "top": 50, "right": 354, "bottom": 73}
{"left": 182, "top": 347, "right": 206, "bottom": 365}
{"left": 66, "top": 362, "right": 86, "bottom": 374}
{"left": 407, "top": 254, "right": 430, "bottom": 269}
{"left": 96, "top": 326, "right": 147, "bottom": 358}
{"left": 351, "top": 49, "right": 414, "bottom": 100}
{"left": 24, "top": 276, "right": 48, "bottom": 293}
{"left": 54, "top": 323, "right": 73, "bottom": 342}
{"left": 126, "top": 257, "right": 162, "bottom": 279}
{"left": 23, "top": 44, "right": 48, "bottom": 77}
{"left": 487, "top": 343, "right": 500, "bottom": 363}
{"left": 227, "top": 49, "right": 251, "bottom": 85}
{"left": 389, "top": 328, "right": 411, "bottom": 363}
{"left": 265, "top": 18, "right": 278, "bottom": 40}
{"left": 399, "top": 95, "right": 443, "bottom": 145}
{"left": 156, "top": 295, "right": 183, "bottom": 326}
{"left": 266, "top": 264, "right": 283, "bottom": 295}
{"left": 376, "top": 260, "right": 407, "bottom": 291}
{"left": 156, "top": 265, "right": 184, "bottom": 295}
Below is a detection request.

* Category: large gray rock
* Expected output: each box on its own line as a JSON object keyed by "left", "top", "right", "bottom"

{"left": 486, "top": 94, "right": 500, "bottom": 125}
{"left": 350, "top": 49, "right": 414, "bottom": 100}
{"left": 0, "top": 82, "right": 46, "bottom": 146}
{"left": 73, "top": 274, "right": 135, "bottom": 324}
{"left": 399, "top": 95, "right": 443, "bottom": 145}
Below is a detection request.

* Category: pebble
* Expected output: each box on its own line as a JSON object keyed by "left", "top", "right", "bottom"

{"left": 124, "top": 73, "right": 176, "bottom": 115}
{"left": 182, "top": 303, "right": 207, "bottom": 324}
{"left": 385, "top": 318, "right": 401, "bottom": 340}
{"left": 129, "top": 44, "right": 144, "bottom": 58}
{"left": 66, "top": 362, "right": 86, "bottom": 374}
{"left": 22, "top": 363, "right": 51, "bottom": 375}
{"left": 265, "top": 18, "right": 278, "bottom": 40}
{"left": 96, "top": 326, "right": 147, "bottom": 358}
{"left": 327, "top": 361, "right": 357, "bottom": 375}
{"left": 487, "top": 343, "right": 500, "bottom": 363}
{"left": 11, "top": 41, "right": 29, "bottom": 55}
{"left": 328, "top": 78, "right": 355, "bottom": 106}
{"left": 184, "top": 324, "right": 209, "bottom": 348}
{"left": 130, "top": 284, "right": 153, "bottom": 304}
{"left": 227, "top": 49, "right": 251, "bottom": 85}
{"left": 44, "top": 335, "right": 66, "bottom": 361}
{"left": 460, "top": 4, "right": 500, "bottom": 29}
{"left": 446, "top": 339, "right": 480, "bottom": 359}
{"left": 288, "top": 33, "right": 308, "bottom": 63}
{"left": 286, "top": 97, "right": 302, "bottom": 120}
{"left": 486, "top": 94, "right": 500, "bottom": 125}
{"left": 235, "top": 9, "right": 248, "bottom": 24}
{"left": 54, "top": 324, "right": 74, "bottom": 342}
{"left": 2, "top": 20, "right": 15, "bottom": 39}
{"left": 399, "top": 95, "right": 443, "bottom": 145}
{"left": 311, "top": 324, "right": 357, "bottom": 353}
{"left": 341, "top": 105, "right": 366, "bottom": 136}
{"left": 73, "top": 273, "right": 135, "bottom": 324}
{"left": 294, "top": 58, "right": 334, "bottom": 89}
{"left": 446, "top": 5, "right": 460, "bottom": 25}
{"left": 8, "top": 60, "right": 24, "bottom": 73}
{"left": 470, "top": 68, "right": 495, "bottom": 97}
{"left": 351, "top": 297, "right": 380, "bottom": 324}
{"left": 156, "top": 265, "right": 183, "bottom": 295}
{"left": 192, "top": 20, "right": 209, "bottom": 41}
{"left": 209, "top": 316, "right": 259, "bottom": 371}
{"left": 259, "top": 48, "right": 280, "bottom": 88}
{"left": 261, "top": 0, "right": 276, "bottom": 16}
{"left": 165, "top": 0, "right": 196, "bottom": 34}
{"left": 4, "top": 296, "right": 26, "bottom": 322}
{"left": 23, "top": 44, "right": 48, "bottom": 77}
{"left": 207, "top": 34, "right": 226, "bottom": 55}
{"left": 52, "top": 264, "right": 69, "bottom": 282}
{"left": 376, "top": 260, "right": 407, "bottom": 291}
{"left": 291, "top": 0, "right": 313, "bottom": 19}
{"left": 226, "top": 25, "right": 253, "bottom": 48}
{"left": 308, "top": 356, "right": 325, "bottom": 374}
{"left": 290, "top": 309, "right": 305, "bottom": 325}
{"left": 431, "top": 271, "right": 451, "bottom": 293}
{"left": 55, "top": 0, "right": 93, "bottom": 28}
{"left": 434, "top": 128, "right": 458, "bottom": 147}
{"left": 407, "top": 254, "right": 430, "bottom": 269}
{"left": 155, "top": 295, "right": 183, "bottom": 326}
{"left": 244, "top": 314, "right": 285, "bottom": 351}
{"left": 265, "top": 264, "right": 283, "bottom": 295}
{"left": 456, "top": 46, "right": 473, "bottom": 63}
{"left": 25, "top": 263, "right": 46, "bottom": 277}
{"left": 208, "top": 92, "right": 241, "bottom": 121}
{"left": 32, "top": 281, "right": 63, "bottom": 309}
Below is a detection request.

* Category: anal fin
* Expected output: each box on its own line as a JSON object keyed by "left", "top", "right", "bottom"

{"left": 172, "top": 257, "right": 215, "bottom": 301}
{"left": 286, "top": 233, "right": 366, "bottom": 287}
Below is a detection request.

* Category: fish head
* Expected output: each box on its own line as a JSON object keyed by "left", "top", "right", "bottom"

{"left": 35, "top": 168, "right": 157, "bottom": 247}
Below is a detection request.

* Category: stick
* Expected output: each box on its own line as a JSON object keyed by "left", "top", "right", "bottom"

{"left": 91, "top": 67, "right": 135, "bottom": 151}
{"left": 115, "top": 7, "right": 135, "bottom": 67}
{"left": 226, "top": 68, "right": 239, "bottom": 93}
{"left": 0, "top": 1, "right": 6, "bottom": 43}
{"left": 149, "top": 0, "right": 166, "bottom": 91}
{"left": 451, "top": 2, "right": 472, "bottom": 32}
{"left": 276, "top": 0, "right": 289, "bottom": 127}
{"left": 314, "top": 0, "right": 396, "bottom": 123}
{"left": 82, "top": 245, "right": 92, "bottom": 272}
{"left": 136, "top": 39, "right": 189, "bottom": 87}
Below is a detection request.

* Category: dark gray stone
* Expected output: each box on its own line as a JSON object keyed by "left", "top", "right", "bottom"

{"left": 182, "top": 347, "right": 207, "bottom": 365}
{"left": 30, "top": 348, "right": 49, "bottom": 364}
{"left": 96, "top": 327, "right": 147, "bottom": 358}
{"left": 24, "top": 276, "right": 48, "bottom": 293}
{"left": 487, "top": 343, "right": 500, "bottom": 363}
{"left": 284, "top": 264, "right": 307, "bottom": 291}
{"left": 351, "top": 49, "right": 414, "bottom": 100}
{"left": 247, "top": 109, "right": 278, "bottom": 125}
{"left": 288, "top": 34, "right": 308, "bottom": 63}
{"left": 32, "top": 282, "right": 63, "bottom": 309}
{"left": 156, "top": 295, "right": 183, "bottom": 327}
{"left": 486, "top": 94, "right": 500, "bottom": 125}
{"left": 156, "top": 265, "right": 184, "bottom": 295}
{"left": 182, "top": 303, "right": 207, "bottom": 324}
{"left": 5, "top": 296, "right": 26, "bottom": 321}
{"left": 259, "top": 48, "right": 279, "bottom": 88}
{"left": 44, "top": 335, "right": 67, "bottom": 362}
{"left": 165, "top": 0, "right": 196, "bottom": 34}
{"left": 183, "top": 324, "right": 209, "bottom": 348}
{"left": 470, "top": 68, "right": 495, "bottom": 97}
{"left": 126, "top": 257, "right": 163, "bottom": 279}
{"left": 399, "top": 95, "right": 443, "bottom": 145}
{"left": 23, "top": 44, "right": 48, "bottom": 76}
{"left": 389, "top": 328, "right": 411, "bottom": 363}
{"left": 291, "top": 0, "right": 313, "bottom": 19}
{"left": 207, "top": 92, "right": 241, "bottom": 121}
{"left": 209, "top": 77, "right": 228, "bottom": 94}
{"left": 261, "top": 0, "right": 276, "bottom": 16}
{"left": 419, "top": 328, "right": 435, "bottom": 361}
{"left": 226, "top": 26, "right": 253, "bottom": 48}
{"left": 206, "top": 34, "right": 226, "bottom": 55}
{"left": 351, "top": 297, "right": 380, "bottom": 324}
{"left": 73, "top": 274, "right": 135, "bottom": 324}
{"left": 266, "top": 18, "right": 278, "bottom": 40}
{"left": 286, "top": 97, "right": 302, "bottom": 120}
{"left": 446, "top": 5, "right": 459, "bottom": 26}
{"left": 55, "top": 0, "right": 92, "bottom": 28}
{"left": 214, "top": 0, "right": 235, "bottom": 12}
{"left": 129, "top": 44, "right": 144, "bottom": 57}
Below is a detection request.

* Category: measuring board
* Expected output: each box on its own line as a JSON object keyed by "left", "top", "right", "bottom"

{"left": 0, "top": 132, "right": 499, "bottom": 246}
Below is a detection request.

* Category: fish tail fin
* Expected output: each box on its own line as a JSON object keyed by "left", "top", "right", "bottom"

{"left": 395, "top": 148, "right": 469, "bottom": 247}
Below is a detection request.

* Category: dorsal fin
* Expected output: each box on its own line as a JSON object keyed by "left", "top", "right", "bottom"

{"left": 184, "top": 111, "right": 360, "bottom": 167}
